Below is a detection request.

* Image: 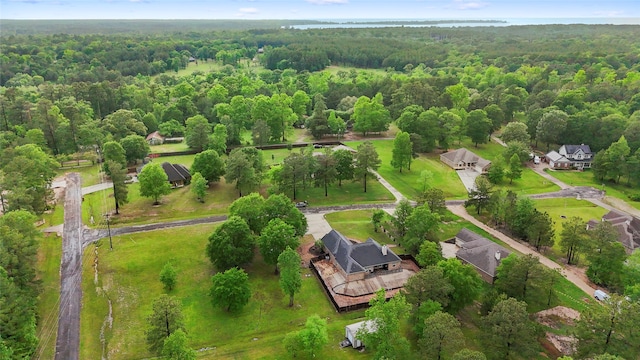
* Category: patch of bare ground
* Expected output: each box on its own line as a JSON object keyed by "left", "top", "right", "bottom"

{"left": 298, "top": 234, "right": 318, "bottom": 267}
{"left": 535, "top": 306, "right": 581, "bottom": 357}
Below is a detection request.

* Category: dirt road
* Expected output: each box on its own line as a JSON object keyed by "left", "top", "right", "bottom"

{"left": 55, "top": 173, "right": 83, "bottom": 360}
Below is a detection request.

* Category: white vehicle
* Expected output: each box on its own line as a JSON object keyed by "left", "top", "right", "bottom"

{"left": 534, "top": 155, "right": 541, "bottom": 164}
{"left": 594, "top": 289, "right": 610, "bottom": 301}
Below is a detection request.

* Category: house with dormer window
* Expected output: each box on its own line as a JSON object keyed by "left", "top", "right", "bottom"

{"left": 546, "top": 144, "right": 593, "bottom": 169}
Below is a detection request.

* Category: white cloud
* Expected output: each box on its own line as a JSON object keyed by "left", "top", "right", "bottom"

{"left": 236, "top": 7, "right": 258, "bottom": 16}
{"left": 592, "top": 10, "right": 625, "bottom": 17}
{"left": 306, "top": 0, "right": 348, "bottom": 5}
{"left": 453, "top": 0, "right": 488, "bottom": 10}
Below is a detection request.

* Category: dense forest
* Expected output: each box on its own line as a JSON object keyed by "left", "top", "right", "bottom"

{"left": 1, "top": 21, "right": 640, "bottom": 359}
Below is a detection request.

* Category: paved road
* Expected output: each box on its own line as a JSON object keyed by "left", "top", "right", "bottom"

{"left": 55, "top": 173, "right": 83, "bottom": 360}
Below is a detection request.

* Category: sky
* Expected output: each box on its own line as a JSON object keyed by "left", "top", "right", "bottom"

{"left": 1, "top": 0, "right": 639, "bottom": 20}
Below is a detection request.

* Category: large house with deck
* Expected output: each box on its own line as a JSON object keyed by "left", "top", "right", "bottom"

{"left": 546, "top": 144, "right": 593, "bottom": 169}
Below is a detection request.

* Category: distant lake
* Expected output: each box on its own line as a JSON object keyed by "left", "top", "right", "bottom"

{"left": 290, "top": 18, "right": 640, "bottom": 29}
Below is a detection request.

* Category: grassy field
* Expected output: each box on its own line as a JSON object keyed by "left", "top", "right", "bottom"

{"left": 533, "top": 198, "right": 608, "bottom": 263}
{"left": 149, "top": 142, "right": 190, "bottom": 153}
{"left": 495, "top": 168, "right": 560, "bottom": 195}
{"left": 81, "top": 225, "right": 368, "bottom": 359}
{"left": 149, "top": 154, "right": 197, "bottom": 168}
{"left": 544, "top": 168, "right": 640, "bottom": 210}
{"left": 345, "top": 140, "right": 468, "bottom": 200}
{"left": 324, "top": 210, "right": 402, "bottom": 248}
{"left": 34, "top": 234, "right": 63, "bottom": 360}
{"left": 108, "top": 180, "right": 237, "bottom": 226}
{"left": 456, "top": 138, "right": 507, "bottom": 161}
{"left": 56, "top": 163, "right": 102, "bottom": 187}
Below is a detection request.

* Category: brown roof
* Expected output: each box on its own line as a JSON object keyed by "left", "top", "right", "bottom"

{"left": 146, "top": 131, "right": 163, "bottom": 141}
{"left": 441, "top": 148, "right": 491, "bottom": 169}
{"left": 589, "top": 210, "right": 640, "bottom": 252}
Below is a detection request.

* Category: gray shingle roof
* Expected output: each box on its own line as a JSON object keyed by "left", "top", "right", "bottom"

{"left": 563, "top": 144, "right": 592, "bottom": 155}
{"left": 441, "top": 148, "right": 488, "bottom": 167}
{"left": 321, "top": 230, "right": 400, "bottom": 274}
{"left": 593, "top": 210, "right": 640, "bottom": 252}
{"left": 455, "top": 229, "right": 510, "bottom": 278}
{"left": 546, "top": 151, "right": 568, "bottom": 162}
{"left": 161, "top": 162, "right": 191, "bottom": 183}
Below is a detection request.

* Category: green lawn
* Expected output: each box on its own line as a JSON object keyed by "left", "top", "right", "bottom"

{"left": 149, "top": 142, "right": 190, "bottom": 153}
{"left": 292, "top": 180, "right": 395, "bottom": 206}
{"left": 456, "top": 138, "right": 507, "bottom": 161}
{"left": 108, "top": 179, "right": 237, "bottom": 226}
{"left": 81, "top": 225, "right": 368, "bottom": 359}
{"left": 544, "top": 168, "right": 640, "bottom": 210}
{"left": 533, "top": 198, "right": 608, "bottom": 263}
{"left": 149, "top": 154, "right": 197, "bottom": 168}
{"left": 34, "top": 234, "right": 62, "bottom": 360}
{"left": 495, "top": 168, "right": 560, "bottom": 195}
{"left": 57, "top": 163, "right": 102, "bottom": 187}
{"left": 324, "top": 210, "right": 403, "bottom": 250}
{"left": 345, "top": 140, "right": 468, "bottom": 200}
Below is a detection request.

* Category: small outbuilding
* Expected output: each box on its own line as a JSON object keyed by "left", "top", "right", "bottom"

{"left": 146, "top": 131, "right": 164, "bottom": 145}
{"left": 161, "top": 162, "right": 191, "bottom": 188}
{"left": 344, "top": 320, "right": 376, "bottom": 348}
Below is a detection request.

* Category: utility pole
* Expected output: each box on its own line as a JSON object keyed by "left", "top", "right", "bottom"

{"left": 104, "top": 213, "right": 113, "bottom": 250}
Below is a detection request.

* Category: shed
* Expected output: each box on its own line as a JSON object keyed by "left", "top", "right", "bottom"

{"left": 161, "top": 162, "right": 191, "bottom": 188}
{"left": 345, "top": 320, "right": 376, "bottom": 348}
{"left": 146, "top": 131, "right": 164, "bottom": 145}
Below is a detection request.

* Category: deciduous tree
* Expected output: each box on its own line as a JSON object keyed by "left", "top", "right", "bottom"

{"left": 190, "top": 172, "right": 207, "bottom": 203}
{"left": 160, "top": 262, "right": 177, "bottom": 292}
{"left": 438, "top": 258, "right": 483, "bottom": 313}
{"left": 333, "top": 148, "right": 354, "bottom": 186}
{"left": 102, "top": 141, "right": 127, "bottom": 175}
{"left": 560, "top": 217, "right": 588, "bottom": 265}
{"left": 391, "top": 131, "right": 413, "bottom": 172}
{"left": 120, "top": 134, "right": 150, "bottom": 164}
{"left": 278, "top": 247, "right": 302, "bottom": 307}
{"left": 206, "top": 216, "right": 255, "bottom": 270}
{"left": 138, "top": 162, "right": 171, "bottom": 205}
{"left": 162, "top": 329, "right": 196, "bottom": 360}
{"left": 185, "top": 115, "right": 211, "bottom": 151}
{"left": 190, "top": 149, "right": 225, "bottom": 184}
{"left": 507, "top": 153, "right": 522, "bottom": 184}
{"left": 500, "top": 121, "right": 530, "bottom": 143}
{"left": 258, "top": 219, "right": 299, "bottom": 274}
{"left": 354, "top": 141, "right": 381, "bottom": 193}
{"left": 358, "top": 289, "right": 412, "bottom": 360}
{"left": 313, "top": 148, "right": 337, "bottom": 197}
{"left": 466, "top": 109, "right": 492, "bottom": 147}
{"left": 209, "top": 267, "right": 251, "bottom": 312}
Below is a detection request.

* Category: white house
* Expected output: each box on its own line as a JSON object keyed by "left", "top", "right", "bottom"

{"left": 547, "top": 144, "right": 593, "bottom": 169}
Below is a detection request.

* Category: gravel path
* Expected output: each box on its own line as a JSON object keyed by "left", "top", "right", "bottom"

{"left": 55, "top": 173, "right": 83, "bottom": 360}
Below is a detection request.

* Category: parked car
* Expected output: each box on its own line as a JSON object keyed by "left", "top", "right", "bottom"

{"left": 594, "top": 289, "right": 610, "bottom": 301}
{"left": 295, "top": 201, "right": 308, "bottom": 208}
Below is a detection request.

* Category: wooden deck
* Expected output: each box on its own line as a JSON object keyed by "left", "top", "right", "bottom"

{"left": 313, "top": 259, "right": 419, "bottom": 309}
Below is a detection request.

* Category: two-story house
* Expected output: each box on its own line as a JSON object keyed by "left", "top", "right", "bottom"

{"left": 546, "top": 144, "right": 593, "bottom": 169}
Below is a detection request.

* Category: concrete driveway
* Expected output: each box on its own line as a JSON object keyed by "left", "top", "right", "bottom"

{"left": 456, "top": 169, "right": 479, "bottom": 192}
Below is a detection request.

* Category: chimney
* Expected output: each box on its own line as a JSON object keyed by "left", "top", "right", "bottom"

{"left": 381, "top": 245, "right": 388, "bottom": 256}
{"left": 495, "top": 250, "right": 501, "bottom": 261}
